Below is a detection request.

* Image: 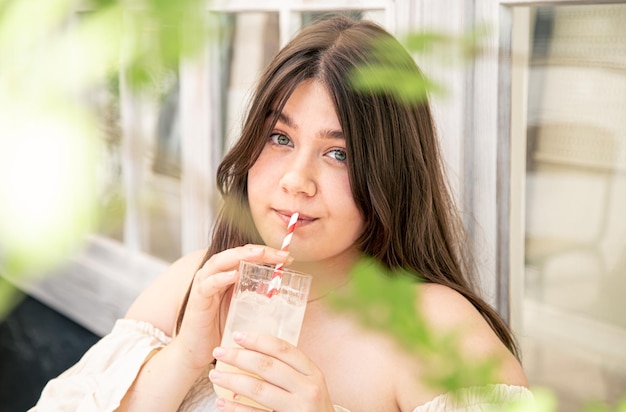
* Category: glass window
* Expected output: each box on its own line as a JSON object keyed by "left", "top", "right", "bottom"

{"left": 525, "top": 5, "right": 626, "bottom": 324}
{"left": 518, "top": 3, "right": 626, "bottom": 409}
{"left": 214, "top": 12, "right": 281, "bottom": 150}
{"left": 90, "top": 67, "right": 182, "bottom": 263}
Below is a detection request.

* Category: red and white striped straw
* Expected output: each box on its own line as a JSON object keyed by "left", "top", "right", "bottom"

{"left": 267, "top": 212, "right": 299, "bottom": 297}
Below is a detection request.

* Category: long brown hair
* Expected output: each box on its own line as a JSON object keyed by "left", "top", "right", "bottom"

{"left": 176, "top": 16, "right": 519, "bottom": 359}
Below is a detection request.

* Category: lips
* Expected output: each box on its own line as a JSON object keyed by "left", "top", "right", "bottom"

{"left": 274, "top": 209, "right": 317, "bottom": 224}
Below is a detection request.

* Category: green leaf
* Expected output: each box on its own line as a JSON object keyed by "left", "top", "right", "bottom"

{"left": 328, "top": 257, "right": 498, "bottom": 393}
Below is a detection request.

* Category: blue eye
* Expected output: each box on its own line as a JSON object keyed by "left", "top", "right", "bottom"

{"left": 327, "top": 149, "right": 347, "bottom": 162}
{"left": 270, "top": 133, "right": 292, "bottom": 147}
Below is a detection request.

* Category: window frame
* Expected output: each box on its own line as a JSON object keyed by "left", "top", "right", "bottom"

{"left": 10, "top": 0, "right": 401, "bottom": 336}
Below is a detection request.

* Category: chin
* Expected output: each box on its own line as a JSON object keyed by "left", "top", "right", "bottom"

{"left": 258, "top": 230, "right": 286, "bottom": 251}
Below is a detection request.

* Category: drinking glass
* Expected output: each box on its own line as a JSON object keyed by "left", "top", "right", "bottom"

{"left": 213, "top": 260, "right": 312, "bottom": 410}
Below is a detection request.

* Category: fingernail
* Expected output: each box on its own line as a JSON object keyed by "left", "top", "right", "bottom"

{"left": 213, "top": 347, "right": 226, "bottom": 358}
{"left": 224, "top": 270, "right": 236, "bottom": 278}
{"left": 276, "top": 250, "right": 290, "bottom": 257}
{"left": 286, "top": 256, "right": 295, "bottom": 264}
{"left": 209, "top": 369, "right": 221, "bottom": 381}
{"left": 232, "top": 331, "right": 245, "bottom": 342}
{"left": 215, "top": 397, "right": 226, "bottom": 408}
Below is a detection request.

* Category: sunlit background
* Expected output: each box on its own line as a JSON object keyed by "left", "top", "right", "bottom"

{"left": 1, "top": 1, "right": 625, "bottom": 411}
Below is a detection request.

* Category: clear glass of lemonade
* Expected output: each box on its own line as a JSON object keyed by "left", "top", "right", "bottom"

{"left": 213, "top": 260, "right": 312, "bottom": 411}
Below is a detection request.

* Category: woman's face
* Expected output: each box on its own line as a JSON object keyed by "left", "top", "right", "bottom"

{"left": 247, "top": 79, "right": 364, "bottom": 267}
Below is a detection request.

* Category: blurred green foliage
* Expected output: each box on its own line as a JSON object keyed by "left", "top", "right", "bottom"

{"left": 585, "top": 397, "right": 626, "bottom": 412}
{"left": 0, "top": 0, "right": 207, "bottom": 310}
{"left": 333, "top": 257, "right": 625, "bottom": 411}
{"left": 0, "top": 4, "right": 623, "bottom": 410}
{"left": 331, "top": 257, "right": 500, "bottom": 392}
{"left": 350, "top": 26, "right": 489, "bottom": 103}
{"left": 344, "top": 26, "right": 625, "bottom": 411}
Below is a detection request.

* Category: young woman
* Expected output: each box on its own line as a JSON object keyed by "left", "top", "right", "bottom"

{"left": 32, "top": 16, "right": 531, "bottom": 412}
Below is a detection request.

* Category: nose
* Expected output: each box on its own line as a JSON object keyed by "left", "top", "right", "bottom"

{"left": 279, "top": 158, "right": 317, "bottom": 197}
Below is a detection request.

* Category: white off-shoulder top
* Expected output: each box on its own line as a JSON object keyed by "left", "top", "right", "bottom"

{"left": 30, "top": 319, "right": 534, "bottom": 412}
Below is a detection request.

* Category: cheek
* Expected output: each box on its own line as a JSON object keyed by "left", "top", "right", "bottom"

{"left": 333, "top": 174, "right": 356, "bottom": 207}
{"left": 247, "top": 153, "right": 280, "bottom": 225}
{"left": 247, "top": 165, "right": 260, "bottom": 203}
{"left": 246, "top": 167, "right": 265, "bottom": 240}
{"left": 328, "top": 175, "right": 364, "bottom": 233}
{"left": 247, "top": 155, "right": 271, "bottom": 198}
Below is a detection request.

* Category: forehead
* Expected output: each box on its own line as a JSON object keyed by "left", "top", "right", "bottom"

{"left": 280, "top": 80, "right": 341, "bottom": 127}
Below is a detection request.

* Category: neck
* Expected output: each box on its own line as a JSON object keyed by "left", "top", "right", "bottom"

{"left": 289, "top": 255, "right": 355, "bottom": 302}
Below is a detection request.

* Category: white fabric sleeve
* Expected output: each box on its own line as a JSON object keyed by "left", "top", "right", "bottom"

{"left": 333, "top": 384, "right": 534, "bottom": 412}
{"left": 412, "top": 384, "right": 535, "bottom": 412}
{"left": 29, "top": 319, "right": 172, "bottom": 412}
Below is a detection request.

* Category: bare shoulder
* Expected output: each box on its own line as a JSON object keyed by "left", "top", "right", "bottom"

{"left": 416, "top": 283, "right": 528, "bottom": 385}
{"left": 417, "top": 283, "right": 485, "bottom": 329}
{"left": 124, "top": 248, "right": 208, "bottom": 337}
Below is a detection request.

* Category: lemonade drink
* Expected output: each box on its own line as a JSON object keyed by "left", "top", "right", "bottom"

{"left": 213, "top": 261, "right": 311, "bottom": 410}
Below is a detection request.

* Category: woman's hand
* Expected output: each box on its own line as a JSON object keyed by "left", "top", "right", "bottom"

{"left": 173, "top": 245, "right": 293, "bottom": 373}
{"left": 209, "top": 332, "right": 335, "bottom": 412}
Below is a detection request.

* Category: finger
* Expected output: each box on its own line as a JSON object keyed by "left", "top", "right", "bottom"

{"left": 201, "top": 246, "right": 265, "bottom": 274}
{"left": 195, "top": 269, "right": 238, "bottom": 298}
{"left": 212, "top": 345, "right": 302, "bottom": 393}
{"left": 214, "top": 397, "right": 270, "bottom": 412}
{"left": 236, "top": 332, "right": 315, "bottom": 376}
{"left": 217, "top": 332, "right": 317, "bottom": 379}
{"left": 209, "top": 368, "right": 286, "bottom": 411}
{"left": 202, "top": 245, "right": 293, "bottom": 274}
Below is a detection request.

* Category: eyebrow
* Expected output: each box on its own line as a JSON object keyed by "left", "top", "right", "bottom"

{"left": 270, "top": 109, "right": 345, "bottom": 140}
